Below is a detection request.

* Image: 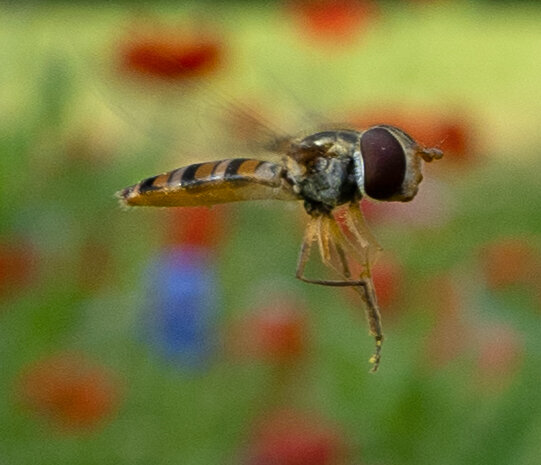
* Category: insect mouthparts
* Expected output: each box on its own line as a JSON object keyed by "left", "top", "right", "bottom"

{"left": 420, "top": 147, "right": 444, "bottom": 162}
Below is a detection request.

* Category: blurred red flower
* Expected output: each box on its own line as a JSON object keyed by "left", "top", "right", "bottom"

{"left": 475, "top": 324, "right": 524, "bottom": 392}
{"left": 289, "top": 0, "right": 379, "bottom": 46}
{"left": 478, "top": 236, "right": 541, "bottom": 291}
{"left": 246, "top": 408, "right": 348, "bottom": 465}
{"left": 0, "top": 239, "right": 38, "bottom": 299}
{"left": 423, "top": 274, "right": 471, "bottom": 368}
{"left": 17, "top": 353, "right": 120, "bottom": 431}
{"left": 118, "top": 23, "right": 225, "bottom": 81}
{"left": 229, "top": 297, "right": 308, "bottom": 363}
{"left": 167, "top": 206, "right": 228, "bottom": 249}
{"left": 371, "top": 253, "right": 404, "bottom": 315}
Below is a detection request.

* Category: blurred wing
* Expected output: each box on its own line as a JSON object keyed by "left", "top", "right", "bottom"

{"left": 80, "top": 18, "right": 325, "bottom": 165}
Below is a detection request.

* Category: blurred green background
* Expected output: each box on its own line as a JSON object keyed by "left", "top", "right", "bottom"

{"left": 2, "top": 1, "right": 541, "bottom": 464}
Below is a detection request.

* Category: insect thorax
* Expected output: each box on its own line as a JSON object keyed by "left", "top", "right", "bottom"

{"left": 299, "top": 155, "right": 360, "bottom": 215}
{"left": 289, "top": 131, "right": 361, "bottom": 216}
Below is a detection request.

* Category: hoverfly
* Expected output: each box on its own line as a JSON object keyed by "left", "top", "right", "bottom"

{"left": 118, "top": 124, "right": 443, "bottom": 372}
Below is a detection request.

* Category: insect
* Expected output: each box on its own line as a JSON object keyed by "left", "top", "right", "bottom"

{"left": 118, "top": 124, "right": 443, "bottom": 372}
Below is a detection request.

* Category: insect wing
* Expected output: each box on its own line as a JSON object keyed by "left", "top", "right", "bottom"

{"left": 82, "top": 19, "right": 315, "bottom": 166}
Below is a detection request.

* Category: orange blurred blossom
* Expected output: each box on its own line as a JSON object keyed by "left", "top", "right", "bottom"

{"left": 289, "top": 0, "right": 379, "bottom": 47}
{"left": 0, "top": 238, "right": 38, "bottom": 300}
{"left": 246, "top": 408, "right": 349, "bottom": 465}
{"left": 479, "top": 236, "right": 541, "bottom": 291}
{"left": 475, "top": 324, "right": 524, "bottom": 393}
{"left": 17, "top": 353, "right": 121, "bottom": 431}
{"left": 117, "top": 22, "right": 225, "bottom": 81}
{"left": 229, "top": 298, "right": 308, "bottom": 363}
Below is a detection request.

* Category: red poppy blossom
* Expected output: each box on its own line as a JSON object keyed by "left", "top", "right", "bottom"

{"left": 475, "top": 324, "right": 524, "bottom": 392}
{"left": 479, "top": 237, "right": 540, "bottom": 291}
{"left": 118, "top": 25, "right": 225, "bottom": 81}
{"left": 0, "top": 239, "right": 37, "bottom": 300}
{"left": 167, "top": 206, "right": 228, "bottom": 249}
{"left": 246, "top": 408, "right": 349, "bottom": 465}
{"left": 17, "top": 353, "right": 121, "bottom": 431}
{"left": 229, "top": 298, "right": 308, "bottom": 363}
{"left": 371, "top": 254, "right": 404, "bottom": 314}
{"left": 289, "top": 0, "right": 379, "bottom": 46}
{"left": 423, "top": 274, "right": 471, "bottom": 368}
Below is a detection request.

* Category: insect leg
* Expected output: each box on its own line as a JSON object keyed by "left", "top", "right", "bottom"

{"left": 296, "top": 215, "right": 384, "bottom": 372}
{"left": 355, "top": 276, "right": 384, "bottom": 373}
{"left": 295, "top": 217, "right": 366, "bottom": 287}
{"left": 327, "top": 218, "right": 384, "bottom": 372}
{"left": 344, "top": 202, "right": 382, "bottom": 270}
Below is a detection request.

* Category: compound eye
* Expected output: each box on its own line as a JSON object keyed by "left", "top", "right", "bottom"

{"left": 360, "top": 127, "right": 407, "bottom": 200}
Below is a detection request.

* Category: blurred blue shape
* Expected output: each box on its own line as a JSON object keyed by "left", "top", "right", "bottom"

{"left": 143, "top": 246, "right": 220, "bottom": 370}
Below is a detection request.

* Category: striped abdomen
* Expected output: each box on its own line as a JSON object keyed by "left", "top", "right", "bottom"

{"left": 119, "top": 158, "right": 300, "bottom": 207}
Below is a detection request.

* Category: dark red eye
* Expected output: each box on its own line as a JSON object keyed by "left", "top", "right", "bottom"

{"left": 360, "top": 127, "right": 406, "bottom": 200}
